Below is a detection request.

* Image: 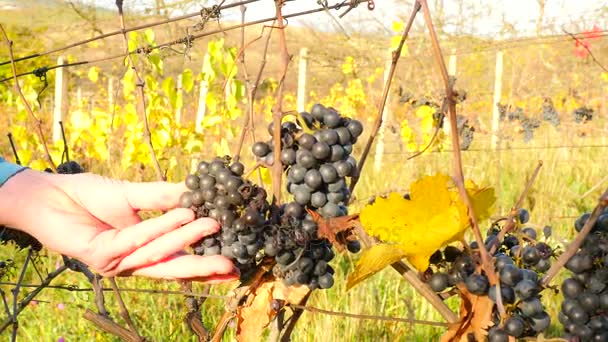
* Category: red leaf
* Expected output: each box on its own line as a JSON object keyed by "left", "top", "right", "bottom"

{"left": 573, "top": 39, "right": 590, "bottom": 59}
{"left": 308, "top": 210, "right": 359, "bottom": 250}
{"left": 583, "top": 25, "right": 602, "bottom": 41}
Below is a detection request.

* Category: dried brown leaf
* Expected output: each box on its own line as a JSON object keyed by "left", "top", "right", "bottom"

{"left": 236, "top": 278, "right": 310, "bottom": 342}
{"left": 309, "top": 210, "right": 359, "bottom": 250}
{"left": 440, "top": 283, "right": 494, "bottom": 342}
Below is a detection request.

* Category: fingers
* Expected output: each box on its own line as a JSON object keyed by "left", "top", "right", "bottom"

{"left": 129, "top": 254, "right": 239, "bottom": 281}
{"left": 116, "top": 217, "right": 220, "bottom": 272}
{"left": 108, "top": 208, "right": 201, "bottom": 257}
{"left": 122, "top": 181, "right": 188, "bottom": 211}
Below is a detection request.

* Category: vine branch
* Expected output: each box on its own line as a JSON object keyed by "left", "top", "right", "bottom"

{"left": 0, "top": 24, "right": 56, "bottom": 171}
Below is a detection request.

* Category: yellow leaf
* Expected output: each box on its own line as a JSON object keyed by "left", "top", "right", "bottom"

{"left": 391, "top": 20, "right": 404, "bottom": 32}
{"left": 360, "top": 174, "right": 495, "bottom": 272}
{"left": 390, "top": 36, "right": 408, "bottom": 57}
{"left": 87, "top": 66, "right": 100, "bottom": 83}
{"left": 346, "top": 243, "right": 407, "bottom": 291}
{"left": 416, "top": 105, "right": 435, "bottom": 118}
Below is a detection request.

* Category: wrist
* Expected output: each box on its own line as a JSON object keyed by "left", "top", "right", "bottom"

{"left": 0, "top": 169, "right": 57, "bottom": 231}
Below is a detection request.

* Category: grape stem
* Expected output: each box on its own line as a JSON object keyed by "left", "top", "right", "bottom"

{"left": 269, "top": 0, "right": 290, "bottom": 208}
{"left": 348, "top": 1, "right": 420, "bottom": 196}
{"left": 418, "top": 0, "right": 496, "bottom": 284}
{"left": 488, "top": 160, "right": 543, "bottom": 256}
{"left": 0, "top": 24, "right": 56, "bottom": 171}
{"left": 541, "top": 187, "right": 608, "bottom": 286}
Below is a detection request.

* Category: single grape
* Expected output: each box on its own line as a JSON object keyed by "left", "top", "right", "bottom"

{"left": 318, "top": 273, "right": 334, "bottom": 289}
{"left": 522, "top": 245, "right": 541, "bottom": 266}
{"left": 311, "top": 192, "right": 328, "bottom": 208}
{"left": 347, "top": 240, "right": 361, "bottom": 253}
{"left": 574, "top": 213, "right": 591, "bottom": 232}
{"left": 296, "top": 149, "right": 317, "bottom": 169}
{"left": 319, "top": 164, "right": 338, "bottom": 183}
{"left": 499, "top": 264, "right": 522, "bottom": 287}
{"left": 520, "top": 297, "right": 544, "bottom": 316}
{"left": 578, "top": 291, "right": 599, "bottom": 313}
{"left": 488, "top": 285, "right": 515, "bottom": 304}
{"left": 522, "top": 227, "right": 537, "bottom": 240}
{"left": 346, "top": 120, "right": 363, "bottom": 138}
{"left": 535, "top": 258, "right": 551, "bottom": 272}
{"left": 284, "top": 202, "right": 304, "bottom": 219}
{"left": 197, "top": 161, "right": 209, "bottom": 175}
{"left": 229, "top": 162, "right": 244, "bottom": 176}
{"left": 335, "top": 127, "right": 352, "bottom": 145}
{"left": 443, "top": 246, "right": 462, "bottom": 262}
{"left": 566, "top": 253, "right": 593, "bottom": 274}
{"left": 199, "top": 174, "right": 216, "bottom": 190}
{"left": 334, "top": 160, "right": 353, "bottom": 178}
{"left": 323, "top": 111, "right": 341, "bottom": 128}
{"left": 429, "top": 250, "right": 443, "bottom": 265}
{"left": 304, "top": 169, "right": 323, "bottom": 190}
{"left": 429, "top": 272, "right": 449, "bottom": 292}
{"left": 319, "top": 129, "right": 339, "bottom": 145}
{"left": 504, "top": 315, "right": 525, "bottom": 337}
{"left": 514, "top": 279, "right": 539, "bottom": 300}
{"left": 297, "top": 133, "right": 317, "bottom": 150}
{"left": 179, "top": 192, "right": 194, "bottom": 208}
{"left": 529, "top": 311, "right": 551, "bottom": 333}
{"left": 465, "top": 273, "right": 489, "bottom": 295}
{"left": 185, "top": 174, "right": 200, "bottom": 190}
{"left": 487, "top": 327, "right": 509, "bottom": 342}
{"left": 329, "top": 144, "right": 345, "bottom": 162}
{"left": 518, "top": 208, "right": 530, "bottom": 224}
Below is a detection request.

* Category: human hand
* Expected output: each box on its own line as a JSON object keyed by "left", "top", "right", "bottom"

{"left": 0, "top": 169, "right": 239, "bottom": 283}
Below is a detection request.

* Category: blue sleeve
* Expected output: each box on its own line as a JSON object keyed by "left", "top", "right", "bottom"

{"left": 0, "top": 157, "right": 27, "bottom": 186}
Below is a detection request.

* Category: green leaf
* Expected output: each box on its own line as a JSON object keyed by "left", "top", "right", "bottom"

{"left": 148, "top": 53, "right": 164, "bottom": 75}
{"left": 182, "top": 69, "right": 194, "bottom": 93}
{"left": 128, "top": 31, "right": 139, "bottom": 52}
{"left": 144, "top": 29, "right": 156, "bottom": 45}
{"left": 346, "top": 244, "right": 407, "bottom": 291}
{"left": 162, "top": 77, "right": 177, "bottom": 108}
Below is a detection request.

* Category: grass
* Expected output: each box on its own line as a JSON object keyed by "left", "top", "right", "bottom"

{"left": 1, "top": 122, "right": 607, "bottom": 341}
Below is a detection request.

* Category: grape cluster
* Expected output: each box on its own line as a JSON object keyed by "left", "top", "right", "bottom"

{"left": 251, "top": 103, "right": 362, "bottom": 219}
{"left": 456, "top": 115, "right": 474, "bottom": 151}
{"left": 179, "top": 157, "right": 271, "bottom": 277}
{"left": 573, "top": 106, "right": 594, "bottom": 123}
{"left": 1, "top": 160, "right": 86, "bottom": 251}
{"left": 541, "top": 97, "right": 560, "bottom": 127}
{"left": 520, "top": 117, "right": 541, "bottom": 143}
{"left": 425, "top": 209, "right": 555, "bottom": 341}
{"left": 558, "top": 210, "right": 608, "bottom": 341}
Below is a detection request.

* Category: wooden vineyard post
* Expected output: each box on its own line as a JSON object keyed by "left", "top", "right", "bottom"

{"left": 52, "top": 56, "right": 68, "bottom": 143}
{"left": 374, "top": 50, "right": 393, "bottom": 172}
{"left": 491, "top": 51, "right": 504, "bottom": 149}
{"left": 296, "top": 47, "right": 308, "bottom": 113}
{"left": 176, "top": 73, "right": 183, "bottom": 125}
{"left": 444, "top": 49, "right": 456, "bottom": 136}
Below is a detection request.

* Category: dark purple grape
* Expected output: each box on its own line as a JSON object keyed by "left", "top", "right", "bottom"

{"left": 179, "top": 192, "right": 194, "bottom": 208}
{"left": 503, "top": 235, "right": 519, "bottom": 248}
{"left": 561, "top": 298, "right": 579, "bottom": 316}
{"left": 529, "top": 311, "right": 550, "bottom": 333}
{"left": 221, "top": 230, "right": 237, "bottom": 244}
{"left": 518, "top": 208, "right": 530, "bottom": 224}
{"left": 318, "top": 273, "right": 334, "bottom": 289}
{"left": 264, "top": 241, "right": 278, "bottom": 257}
{"left": 454, "top": 255, "right": 475, "bottom": 276}
{"left": 447, "top": 268, "right": 464, "bottom": 286}
{"left": 297, "top": 112, "right": 314, "bottom": 129}
{"left": 522, "top": 245, "right": 541, "bottom": 266}
{"left": 494, "top": 254, "right": 514, "bottom": 271}
{"left": 504, "top": 315, "right": 525, "bottom": 337}
{"left": 320, "top": 202, "right": 341, "bottom": 218}
{"left": 327, "top": 179, "right": 346, "bottom": 192}
{"left": 347, "top": 240, "right": 361, "bottom": 253}
{"left": 191, "top": 190, "right": 205, "bottom": 206}
{"left": 522, "top": 227, "right": 537, "bottom": 240}
{"left": 204, "top": 245, "right": 221, "bottom": 255}
{"left": 465, "top": 273, "right": 489, "bottom": 295}
{"left": 310, "top": 103, "right": 326, "bottom": 121}
{"left": 199, "top": 174, "right": 216, "bottom": 190}
{"left": 185, "top": 174, "right": 200, "bottom": 190}
{"left": 319, "top": 164, "right": 338, "bottom": 183}
{"left": 301, "top": 220, "right": 317, "bottom": 236}
{"left": 443, "top": 246, "right": 462, "bottom": 262}
{"left": 429, "top": 250, "right": 443, "bottom": 265}
{"left": 284, "top": 202, "right": 304, "bottom": 218}
{"left": 578, "top": 292, "right": 599, "bottom": 313}
{"left": 488, "top": 285, "right": 515, "bottom": 304}
{"left": 214, "top": 195, "right": 230, "bottom": 210}
{"left": 575, "top": 213, "right": 591, "bottom": 232}
{"left": 288, "top": 165, "right": 307, "bottom": 184}
{"left": 571, "top": 324, "right": 593, "bottom": 340}
{"left": 566, "top": 253, "right": 593, "bottom": 274}
{"left": 229, "top": 162, "right": 244, "bottom": 176}
{"left": 335, "top": 127, "right": 352, "bottom": 145}
{"left": 327, "top": 191, "right": 345, "bottom": 204}
{"left": 281, "top": 148, "right": 297, "bottom": 165}
{"left": 329, "top": 145, "right": 345, "bottom": 162}
{"left": 323, "top": 111, "right": 341, "bottom": 128}
{"left": 296, "top": 149, "right": 317, "bottom": 169}
{"left": 343, "top": 144, "right": 353, "bottom": 155}
{"left": 311, "top": 142, "right": 331, "bottom": 160}
{"left": 334, "top": 160, "right": 353, "bottom": 178}
{"left": 298, "top": 133, "right": 317, "bottom": 150}
{"left": 514, "top": 279, "right": 538, "bottom": 300}
{"left": 487, "top": 327, "right": 509, "bottom": 342}
{"left": 346, "top": 120, "right": 363, "bottom": 138}
{"left": 227, "top": 191, "right": 243, "bottom": 206}
{"left": 562, "top": 278, "right": 583, "bottom": 298}
{"left": 304, "top": 169, "right": 323, "bottom": 190}
{"left": 599, "top": 291, "right": 608, "bottom": 310}
{"left": 197, "top": 161, "right": 209, "bottom": 175}
{"left": 319, "top": 129, "right": 339, "bottom": 145}
{"left": 521, "top": 269, "right": 539, "bottom": 283}
{"left": 277, "top": 251, "right": 295, "bottom": 265}
{"left": 499, "top": 264, "right": 522, "bottom": 287}
{"left": 311, "top": 192, "right": 327, "bottom": 208}
{"left": 520, "top": 297, "right": 544, "bottom": 316}
{"left": 429, "top": 272, "right": 449, "bottom": 292}
{"left": 596, "top": 213, "right": 608, "bottom": 232}
{"left": 208, "top": 160, "right": 225, "bottom": 175}
{"left": 242, "top": 208, "right": 264, "bottom": 226}
{"left": 232, "top": 242, "right": 247, "bottom": 258}
{"left": 313, "top": 260, "right": 328, "bottom": 276}
{"left": 293, "top": 187, "right": 311, "bottom": 205}
{"left": 238, "top": 233, "right": 257, "bottom": 245}
{"left": 535, "top": 258, "right": 551, "bottom": 272}
{"left": 567, "top": 305, "right": 589, "bottom": 325}
{"left": 588, "top": 316, "right": 608, "bottom": 331}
